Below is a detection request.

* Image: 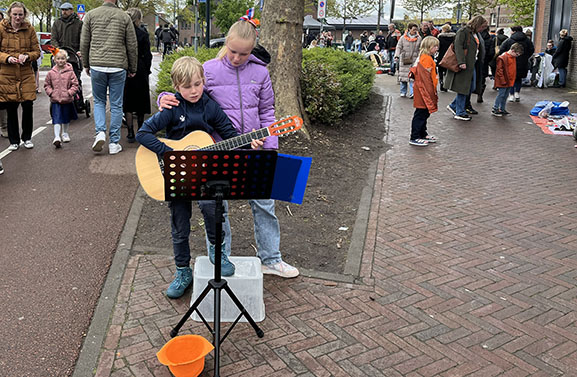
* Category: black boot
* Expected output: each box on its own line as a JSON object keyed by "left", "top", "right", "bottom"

{"left": 127, "top": 125, "right": 135, "bottom": 143}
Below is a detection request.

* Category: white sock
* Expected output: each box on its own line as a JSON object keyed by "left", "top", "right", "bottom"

{"left": 53, "top": 123, "right": 62, "bottom": 139}
{"left": 62, "top": 123, "right": 69, "bottom": 135}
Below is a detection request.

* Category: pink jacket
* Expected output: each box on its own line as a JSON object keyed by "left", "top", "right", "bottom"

{"left": 44, "top": 63, "right": 79, "bottom": 104}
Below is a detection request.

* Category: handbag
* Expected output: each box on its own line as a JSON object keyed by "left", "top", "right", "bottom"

{"left": 439, "top": 44, "right": 460, "bottom": 72}
{"left": 439, "top": 32, "right": 471, "bottom": 72}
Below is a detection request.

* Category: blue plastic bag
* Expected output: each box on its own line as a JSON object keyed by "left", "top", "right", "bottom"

{"left": 530, "top": 101, "right": 571, "bottom": 116}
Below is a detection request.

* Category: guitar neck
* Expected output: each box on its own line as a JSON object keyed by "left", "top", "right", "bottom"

{"left": 199, "top": 127, "right": 271, "bottom": 151}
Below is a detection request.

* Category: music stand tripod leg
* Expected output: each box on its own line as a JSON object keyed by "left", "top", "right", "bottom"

{"left": 170, "top": 182, "right": 264, "bottom": 376}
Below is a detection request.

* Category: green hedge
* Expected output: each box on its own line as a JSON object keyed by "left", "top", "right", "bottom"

{"left": 155, "top": 47, "right": 375, "bottom": 124}
{"left": 302, "top": 48, "right": 375, "bottom": 123}
{"left": 156, "top": 47, "right": 219, "bottom": 94}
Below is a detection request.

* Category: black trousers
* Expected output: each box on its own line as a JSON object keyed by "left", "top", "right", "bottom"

{"left": 410, "top": 108, "right": 430, "bottom": 140}
{"left": 6, "top": 101, "right": 33, "bottom": 145}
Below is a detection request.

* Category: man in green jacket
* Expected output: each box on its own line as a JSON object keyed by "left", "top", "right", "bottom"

{"left": 51, "top": 3, "right": 83, "bottom": 54}
{"left": 80, "top": 0, "right": 137, "bottom": 155}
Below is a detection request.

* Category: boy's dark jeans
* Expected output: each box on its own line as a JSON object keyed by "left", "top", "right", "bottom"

{"left": 169, "top": 200, "right": 226, "bottom": 267}
{"left": 410, "top": 108, "right": 430, "bottom": 140}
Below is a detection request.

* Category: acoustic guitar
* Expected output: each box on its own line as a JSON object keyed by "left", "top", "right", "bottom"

{"left": 135, "top": 116, "right": 303, "bottom": 201}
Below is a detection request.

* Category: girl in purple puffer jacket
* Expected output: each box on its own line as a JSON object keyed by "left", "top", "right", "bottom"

{"left": 159, "top": 16, "right": 299, "bottom": 278}
{"left": 44, "top": 49, "right": 78, "bottom": 148}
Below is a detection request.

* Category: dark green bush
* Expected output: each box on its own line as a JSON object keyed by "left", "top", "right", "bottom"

{"left": 302, "top": 48, "right": 375, "bottom": 119}
{"left": 301, "top": 61, "right": 343, "bottom": 124}
{"left": 156, "top": 47, "right": 220, "bottom": 94}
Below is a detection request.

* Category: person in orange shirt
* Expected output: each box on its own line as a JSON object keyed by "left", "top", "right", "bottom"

{"left": 409, "top": 36, "right": 439, "bottom": 147}
{"left": 493, "top": 43, "right": 523, "bottom": 116}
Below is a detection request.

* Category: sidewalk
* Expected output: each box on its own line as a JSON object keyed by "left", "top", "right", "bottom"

{"left": 81, "top": 76, "right": 577, "bottom": 376}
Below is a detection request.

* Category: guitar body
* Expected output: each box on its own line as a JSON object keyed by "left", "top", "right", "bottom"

{"left": 135, "top": 131, "right": 215, "bottom": 201}
{"left": 135, "top": 116, "right": 303, "bottom": 201}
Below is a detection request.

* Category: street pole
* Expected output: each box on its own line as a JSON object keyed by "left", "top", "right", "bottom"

{"left": 205, "top": 0, "right": 210, "bottom": 48}
{"left": 194, "top": 0, "right": 199, "bottom": 53}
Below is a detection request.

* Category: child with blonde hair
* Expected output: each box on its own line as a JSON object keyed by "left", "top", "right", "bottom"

{"left": 44, "top": 49, "right": 79, "bottom": 147}
{"left": 137, "top": 56, "right": 263, "bottom": 299}
{"left": 159, "top": 11, "right": 300, "bottom": 280}
{"left": 409, "top": 36, "right": 439, "bottom": 146}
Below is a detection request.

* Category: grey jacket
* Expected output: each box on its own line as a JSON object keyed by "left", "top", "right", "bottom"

{"left": 79, "top": 2, "right": 137, "bottom": 73}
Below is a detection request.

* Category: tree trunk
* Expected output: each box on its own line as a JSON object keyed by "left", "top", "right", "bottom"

{"left": 260, "top": 0, "right": 310, "bottom": 138}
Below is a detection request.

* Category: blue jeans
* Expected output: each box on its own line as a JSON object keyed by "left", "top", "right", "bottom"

{"left": 388, "top": 50, "right": 396, "bottom": 74}
{"left": 170, "top": 200, "right": 228, "bottom": 267}
{"left": 90, "top": 69, "right": 126, "bottom": 143}
{"left": 450, "top": 71, "right": 476, "bottom": 116}
{"left": 494, "top": 87, "right": 510, "bottom": 111}
{"left": 400, "top": 81, "right": 413, "bottom": 96}
{"left": 206, "top": 199, "right": 282, "bottom": 266}
{"left": 558, "top": 68, "right": 567, "bottom": 86}
{"left": 509, "top": 79, "right": 522, "bottom": 95}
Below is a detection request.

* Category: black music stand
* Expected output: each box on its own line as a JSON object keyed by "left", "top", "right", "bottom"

{"left": 165, "top": 150, "right": 278, "bottom": 377}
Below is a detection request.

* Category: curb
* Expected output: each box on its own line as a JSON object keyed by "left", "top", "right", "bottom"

{"left": 71, "top": 187, "right": 145, "bottom": 377}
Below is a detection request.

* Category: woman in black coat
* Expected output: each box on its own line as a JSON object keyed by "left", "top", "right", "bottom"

{"left": 123, "top": 8, "right": 152, "bottom": 142}
{"left": 552, "top": 29, "right": 573, "bottom": 88}
{"left": 436, "top": 24, "right": 455, "bottom": 92}
{"left": 499, "top": 26, "right": 534, "bottom": 102}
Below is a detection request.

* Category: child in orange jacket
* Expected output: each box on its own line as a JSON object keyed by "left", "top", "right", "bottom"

{"left": 409, "top": 36, "right": 439, "bottom": 147}
{"left": 493, "top": 43, "right": 524, "bottom": 116}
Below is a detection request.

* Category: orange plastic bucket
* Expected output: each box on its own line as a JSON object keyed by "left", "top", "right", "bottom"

{"left": 157, "top": 335, "right": 214, "bottom": 377}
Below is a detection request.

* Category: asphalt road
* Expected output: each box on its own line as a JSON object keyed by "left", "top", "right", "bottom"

{"left": 0, "top": 56, "right": 160, "bottom": 376}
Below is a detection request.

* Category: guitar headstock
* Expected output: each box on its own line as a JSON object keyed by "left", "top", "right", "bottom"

{"left": 268, "top": 116, "right": 303, "bottom": 137}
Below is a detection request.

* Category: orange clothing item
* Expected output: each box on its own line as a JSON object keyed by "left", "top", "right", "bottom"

{"left": 494, "top": 52, "right": 517, "bottom": 88}
{"left": 411, "top": 54, "right": 438, "bottom": 113}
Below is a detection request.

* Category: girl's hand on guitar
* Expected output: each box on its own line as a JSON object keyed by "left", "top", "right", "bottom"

{"left": 158, "top": 94, "right": 180, "bottom": 111}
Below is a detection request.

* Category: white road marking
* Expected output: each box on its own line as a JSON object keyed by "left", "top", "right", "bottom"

{"left": 0, "top": 126, "right": 47, "bottom": 158}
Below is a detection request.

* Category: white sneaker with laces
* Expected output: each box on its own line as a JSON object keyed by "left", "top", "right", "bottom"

{"left": 62, "top": 133, "right": 70, "bottom": 142}
{"left": 262, "top": 261, "right": 300, "bottom": 278}
{"left": 109, "top": 143, "right": 123, "bottom": 155}
{"left": 22, "top": 140, "right": 33, "bottom": 149}
{"left": 92, "top": 131, "right": 106, "bottom": 152}
{"left": 508, "top": 95, "right": 515, "bottom": 102}
{"left": 514, "top": 92, "right": 520, "bottom": 102}
{"left": 8, "top": 143, "right": 19, "bottom": 151}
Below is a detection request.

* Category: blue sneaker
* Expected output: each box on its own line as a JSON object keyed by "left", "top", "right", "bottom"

{"left": 208, "top": 243, "right": 235, "bottom": 276}
{"left": 166, "top": 266, "right": 192, "bottom": 299}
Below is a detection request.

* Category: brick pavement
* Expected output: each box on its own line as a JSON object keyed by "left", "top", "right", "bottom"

{"left": 90, "top": 76, "right": 577, "bottom": 376}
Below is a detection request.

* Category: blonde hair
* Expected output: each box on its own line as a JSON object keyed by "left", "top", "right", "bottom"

{"left": 55, "top": 49, "right": 68, "bottom": 59}
{"left": 441, "top": 24, "right": 451, "bottom": 33}
{"left": 217, "top": 19, "right": 257, "bottom": 59}
{"left": 419, "top": 36, "right": 439, "bottom": 55}
{"left": 171, "top": 56, "right": 204, "bottom": 88}
{"left": 8, "top": 1, "right": 28, "bottom": 19}
{"left": 560, "top": 29, "right": 568, "bottom": 38}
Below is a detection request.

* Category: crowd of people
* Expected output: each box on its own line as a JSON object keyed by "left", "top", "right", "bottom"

{"left": 375, "top": 17, "right": 573, "bottom": 147}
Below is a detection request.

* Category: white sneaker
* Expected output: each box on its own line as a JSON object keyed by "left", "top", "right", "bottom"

{"left": 92, "top": 131, "right": 106, "bottom": 152}
{"left": 8, "top": 143, "right": 19, "bottom": 151}
{"left": 62, "top": 133, "right": 70, "bottom": 143}
{"left": 262, "top": 261, "right": 300, "bottom": 278}
{"left": 514, "top": 92, "right": 520, "bottom": 102}
{"left": 22, "top": 140, "right": 33, "bottom": 149}
{"left": 508, "top": 95, "right": 515, "bottom": 102}
{"left": 109, "top": 143, "right": 123, "bottom": 155}
{"left": 53, "top": 137, "right": 62, "bottom": 148}
{"left": 400, "top": 93, "right": 406, "bottom": 97}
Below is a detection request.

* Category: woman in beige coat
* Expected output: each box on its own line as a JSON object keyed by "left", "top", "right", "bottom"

{"left": 0, "top": 2, "right": 41, "bottom": 150}
{"left": 394, "top": 23, "right": 422, "bottom": 98}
